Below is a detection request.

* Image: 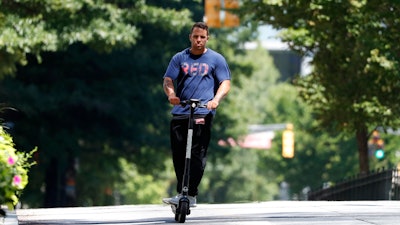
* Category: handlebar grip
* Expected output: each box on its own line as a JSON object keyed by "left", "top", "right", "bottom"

{"left": 179, "top": 100, "right": 188, "bottom": 107}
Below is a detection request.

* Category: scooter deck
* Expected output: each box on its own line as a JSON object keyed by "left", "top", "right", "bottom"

{"left": 162, "top": 199, "right": 178, "bottom": 213}
{"left": 170, "top": 204, "right": 177, "bottom": 214}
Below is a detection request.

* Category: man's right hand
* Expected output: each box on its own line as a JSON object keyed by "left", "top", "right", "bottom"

{"left": 168, "top": 96, "right": 180, "bottom": 105}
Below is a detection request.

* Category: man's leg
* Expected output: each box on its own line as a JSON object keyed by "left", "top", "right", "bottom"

{"left": 170, "top": 118, "right": 188, "bottom": 194}
{"left": 188, "top": 114, "right": 213, "bottom": 197}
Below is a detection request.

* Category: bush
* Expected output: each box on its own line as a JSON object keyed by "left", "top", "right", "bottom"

{"left": 0, "top": 125, "right": 36, "bottom": 209}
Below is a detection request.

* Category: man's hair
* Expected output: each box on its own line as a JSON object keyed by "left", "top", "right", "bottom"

{"left": 191, "top": 22, "right": 209, "bottom": 35}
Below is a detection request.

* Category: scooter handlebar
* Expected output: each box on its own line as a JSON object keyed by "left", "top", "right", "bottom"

{"left": 180, "top": 99, "right": 207, "bottom": 108}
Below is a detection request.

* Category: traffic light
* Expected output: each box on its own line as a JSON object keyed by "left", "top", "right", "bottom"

{"left": 204, "top": 0, "right": 221, "bottom": 28}
{"left": 204, "top": 0, "right": 240, "bottom": 28}
{"left": 369, "top": 130, "right": 385, "bottom": 160}
{"left": 223, "top": 0, "right": 240, "bottom": 27}
{"left": 375, "top": 138, "right": 385, "bottom": 160}
{"left": 282, "top": 123, "right": 294, "bottom": 158}
{"left": 375, "top": 148, "right": 385, "bottom": 160}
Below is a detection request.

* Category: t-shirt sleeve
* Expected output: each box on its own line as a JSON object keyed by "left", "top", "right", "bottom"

{"left": 215, "top": 55, "right": 231, "bottom": 83}
{"left": 163, "top": 53, "right": 180, "bottom": 80}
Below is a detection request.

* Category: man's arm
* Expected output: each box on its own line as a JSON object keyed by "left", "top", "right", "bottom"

{"left": 163, "top": 77, "right": 180, "bottom": 105}
{"left": 207, "top": 80, "right": 231, "bottom": 110}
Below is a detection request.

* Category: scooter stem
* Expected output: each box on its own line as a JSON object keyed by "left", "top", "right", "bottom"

{"left": 181, "top": 99, "right": 200, "bottom": 196}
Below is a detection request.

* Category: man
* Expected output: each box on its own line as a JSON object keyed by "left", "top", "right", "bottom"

{"left": 162, "top": 22, "right": 231, "bottom": 207}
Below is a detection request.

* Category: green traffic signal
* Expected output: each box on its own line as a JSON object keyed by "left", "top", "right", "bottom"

{"left": 375, "top": 149, "right": 385, "bottom": 159}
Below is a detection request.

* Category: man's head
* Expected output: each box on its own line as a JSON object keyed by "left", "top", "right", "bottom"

{"left": 189, "top": 22, "right": 209, "bottom": 55}
{"left": 190, "top": 22, "right": 209, "bottom": 36}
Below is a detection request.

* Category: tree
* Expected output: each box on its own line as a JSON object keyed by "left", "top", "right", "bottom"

{"left": 0, "top": 0, "right": 190, "bottom": 78}
{"left": 0, "top": 0, "right": 193, "bottom": 207}
{"left": 241, "top": 0, "right": 400, "bottom": 174}
{"left": 1, "top": 0, "right": 261, "bottom": 207}
{"left": 1, "top": 0, "right": 366, "bottom": 205}
{"left": 0, "top": 43, "right": 175, "bottom": 206}
{"left": 216, "top": 45, "right": 358, "bottom": 200}
{"left": 196, "top": 45, "right": 282, "bottom": 203}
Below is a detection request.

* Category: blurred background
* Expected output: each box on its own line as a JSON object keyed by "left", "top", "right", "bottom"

{"left": 1, "top": 0, "right": 399, "bottom": 208}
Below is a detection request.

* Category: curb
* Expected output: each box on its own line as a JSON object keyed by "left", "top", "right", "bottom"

{"left": 2, "top": 209, "right": 18, "bottom": 225}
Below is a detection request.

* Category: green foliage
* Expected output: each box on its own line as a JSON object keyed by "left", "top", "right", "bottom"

{"left": 241, "top": 0, "right": 400, "bottom": 173}
{"left": 0, "top": 43, "right": 174, "bottom": 207}
{"left": 242, "top": 1, "right": 400, "bottom": 131}
{"left": 0, "top": 0, "right": 191, "bottom": 78}
{"left": 115, "top": 158, "right": 171, "bottom": 204}
{"left": 229, "top": 45, "right": 281, "bottom": 125}
{"left": 201, "top": 147, "right": 279, "bottom": 203}
{"left": 0, "top": 0, "right": 201, "bottom": 207}
{"left": 217, "top": 45, "right": 358, "bottom": 199}
{"left": 0, "top": 125, "right": 36, "bottom": 208}
{"left": 0, "top": 0, "right": 369, "bottom": 206}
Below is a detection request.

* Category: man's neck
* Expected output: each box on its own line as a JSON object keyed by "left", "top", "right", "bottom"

{"left": 190, "top": 48, "right": 207, "bottom": 55}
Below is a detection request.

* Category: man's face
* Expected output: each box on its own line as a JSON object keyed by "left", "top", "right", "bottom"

{"left": 189, "top": 27, "right": 209, "bottom": 53}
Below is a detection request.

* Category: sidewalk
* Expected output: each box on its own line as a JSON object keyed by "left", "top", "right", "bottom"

{"left": 2, "top": 210, "right": 18, "bottom": 225}
{"left": 15, "top": 201, "right": 400, "bottom": 224}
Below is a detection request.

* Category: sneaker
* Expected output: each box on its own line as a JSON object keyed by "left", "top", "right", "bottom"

{"left": 162, "top": 194, "right": 181, "bottom": 205}
{"left": 188, "top": 195, "right": 197, "bottom": 207}
{"left": 162, "top": 194, "right": 197, "bottom": 207}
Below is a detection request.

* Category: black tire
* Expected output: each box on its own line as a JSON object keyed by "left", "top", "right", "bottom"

{"left": 177, "top": 201, "right": 188, "bottom": 223}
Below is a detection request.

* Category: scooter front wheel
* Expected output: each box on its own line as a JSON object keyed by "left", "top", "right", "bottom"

{"left": 175, "top": 201, "right": 188, "bottom": 223}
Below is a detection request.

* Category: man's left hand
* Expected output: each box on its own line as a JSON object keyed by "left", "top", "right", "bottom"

{"left": 207, "top": 100, "right": 219, "bottom": 110}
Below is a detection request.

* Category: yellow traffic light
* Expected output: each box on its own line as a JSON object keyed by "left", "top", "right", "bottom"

{"left": 282, "top": 124, "right": 294, "bottom": 158}
{"left": 204, "top": 0, "right": 221, "bottom": 28}
{"left": 223, "top": 0, "right": 240, "bottom": 27}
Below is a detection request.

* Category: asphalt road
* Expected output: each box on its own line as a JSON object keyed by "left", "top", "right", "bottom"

{"left": 9, "top": 201, "right": 400, "bottom": 225}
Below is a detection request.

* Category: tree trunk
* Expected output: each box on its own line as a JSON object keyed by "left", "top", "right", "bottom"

{"left": 356, "top": 126, "right": 369, "bottom": 175}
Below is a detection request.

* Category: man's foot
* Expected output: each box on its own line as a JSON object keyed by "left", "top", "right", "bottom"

{"left": 162, "top": 194, "right": 181, "bottom": 205}
{"left": 162, "top": 194, "right": 197, "bottom": 207}
{"left": 188, "top": 195, "right": 197, "bottom": 207}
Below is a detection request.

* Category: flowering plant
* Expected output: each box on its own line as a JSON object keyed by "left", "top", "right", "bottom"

{"left": 0, "top": 125, "right": 36, "bottom": 209}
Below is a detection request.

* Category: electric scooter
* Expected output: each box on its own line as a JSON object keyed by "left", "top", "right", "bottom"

{"left": 170, "top": 99, "right": 204, "bottom": 223}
